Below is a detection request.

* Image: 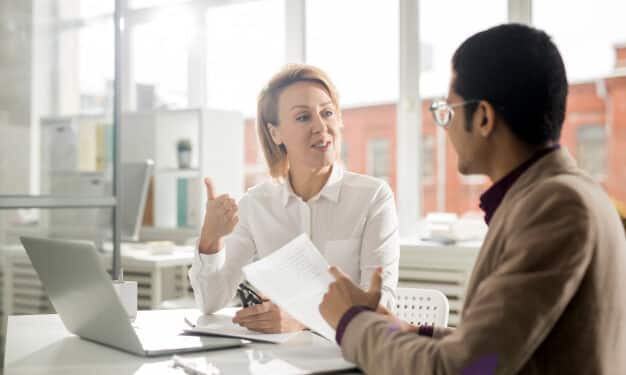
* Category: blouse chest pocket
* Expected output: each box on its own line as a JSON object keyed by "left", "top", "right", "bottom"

{"left": 323, "top": 239, "right": 361, "bottom": 282}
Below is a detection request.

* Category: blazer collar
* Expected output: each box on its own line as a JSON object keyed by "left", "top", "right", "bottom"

{"left": 488, "top": 147, "right": 581, "bottom": 226}
{"left": 480, "top": 145, "right": 561, "bottom": 225}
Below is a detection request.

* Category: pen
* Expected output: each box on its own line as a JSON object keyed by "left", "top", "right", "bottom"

{"left": 172, "top": 355, "right": 220, "bottom": 375}
{"left": 184, "top": 316, "right": 196, "bottom": 328}
{"left": 237, "top": 282, "right": 264, "bottom": 307}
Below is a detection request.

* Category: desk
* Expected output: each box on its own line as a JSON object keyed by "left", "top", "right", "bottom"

{"left": 4, "top": 309, "right": 359, "bottom": 375}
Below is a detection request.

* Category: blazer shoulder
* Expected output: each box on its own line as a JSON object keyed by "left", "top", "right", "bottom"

{"left": 507, "top": 174, "right": 596, "bottom": 230}
{"left": 521, "top": 173, "right": 594, "bottom": 209}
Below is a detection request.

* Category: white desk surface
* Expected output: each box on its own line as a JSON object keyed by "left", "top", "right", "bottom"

{"left": 4, "top": 308, "right": 359, "bottom": 375}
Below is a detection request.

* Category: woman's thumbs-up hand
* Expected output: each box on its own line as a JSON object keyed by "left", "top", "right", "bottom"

{"left": 198, "top": 177, "right": 239, "bottom": 254}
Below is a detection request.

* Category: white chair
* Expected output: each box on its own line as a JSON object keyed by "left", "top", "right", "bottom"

{"left": 394, "top": 287, "right": 450, "bottom": 327}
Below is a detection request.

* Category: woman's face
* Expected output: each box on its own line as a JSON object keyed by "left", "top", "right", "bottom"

{"left": 269, "top": 81, "right": 340, "bottom": 173}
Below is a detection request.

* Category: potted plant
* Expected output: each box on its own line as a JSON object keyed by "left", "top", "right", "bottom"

{"left": 177, "top": 139, "right": 192, "bottom": 169}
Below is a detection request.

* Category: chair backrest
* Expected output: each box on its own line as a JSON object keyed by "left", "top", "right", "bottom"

{"left": 394, "top": 287, "right": 449, "bottom": 327}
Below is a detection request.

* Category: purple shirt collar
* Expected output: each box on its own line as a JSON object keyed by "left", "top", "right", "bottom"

{"left": 479, "top": 145, "right": 560, "bottom": 225}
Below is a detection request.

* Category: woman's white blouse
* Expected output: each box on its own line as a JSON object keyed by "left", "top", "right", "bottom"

{"left": 188, "top": 164, "right": 399, "bottom": 314}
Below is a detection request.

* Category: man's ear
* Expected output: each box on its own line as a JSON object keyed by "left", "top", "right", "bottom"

{"left": 267, "top": 123, "right": 283, "bottom": 146}
{"left": 476, "top": 101, "right": 496, "bottom": 138}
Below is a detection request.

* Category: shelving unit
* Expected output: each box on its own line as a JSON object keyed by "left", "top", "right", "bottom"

{"left": 120, "top": 108, "right": 244, "bottom": 229}
{"left": 36, "top": 107, "right": 244, "bottom": 242}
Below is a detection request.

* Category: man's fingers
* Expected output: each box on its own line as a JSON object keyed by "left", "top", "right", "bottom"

{"left": 369, "top": 267, "right": 383, "bottom": 294}
{"left": 329, "top": 266, "right": 349, "bottom": 281}
{"left": 375, "top": 304, "right": 392, "bottom": 316}
{"left": 204, "top": 177, "right": 216, "bottom": 200}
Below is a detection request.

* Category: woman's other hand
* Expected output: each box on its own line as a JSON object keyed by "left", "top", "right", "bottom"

{"left": 232, "top": 301, "right": 306, "bottom": 333}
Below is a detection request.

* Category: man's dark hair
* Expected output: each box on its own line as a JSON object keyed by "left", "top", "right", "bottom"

{"left": 452, "top": 23, "right": 568, "bottom": 146}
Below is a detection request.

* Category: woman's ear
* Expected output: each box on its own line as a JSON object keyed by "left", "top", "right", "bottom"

{"left": 477, "top": 101, "right": 496, "bottom": 138}
{"left": 267, "top": 123, "right": 283, "bottom": 146}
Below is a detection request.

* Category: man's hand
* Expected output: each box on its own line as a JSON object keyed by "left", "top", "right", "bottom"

{"left": 232, "top": 301, "right": 306, "bottom": 333}
{"left": 198, "top": 177, "right": 239, "bottom": 253}
{"left": 319, "top": 266, "right": 383, "bottom": 329}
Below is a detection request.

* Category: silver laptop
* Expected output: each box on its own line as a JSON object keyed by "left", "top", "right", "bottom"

{"left": 20, "top": 236, "right": 243, "bottom": 356}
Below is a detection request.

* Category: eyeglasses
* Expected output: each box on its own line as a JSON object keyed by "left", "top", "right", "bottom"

{"left": 429, "top": 99, "right": 479, "bottom": 129}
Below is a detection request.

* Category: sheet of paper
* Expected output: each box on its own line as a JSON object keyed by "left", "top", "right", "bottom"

{"left": 184, "top": 309, "right": 301, "bottom": 344}
{"left": 242, "top": 234, "right": 336, "bottom": 341}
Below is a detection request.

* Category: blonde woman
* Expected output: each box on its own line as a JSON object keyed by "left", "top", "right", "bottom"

{"left": 188, "top": 64, "right": 399, "bottom": 333}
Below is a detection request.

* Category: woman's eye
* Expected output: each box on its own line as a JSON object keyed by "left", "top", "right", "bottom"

{"left": 296, "top": 113, "right": 310, "bottom": 122}
{"left": 322, "top": 109, "right": 334, "bottom": 118}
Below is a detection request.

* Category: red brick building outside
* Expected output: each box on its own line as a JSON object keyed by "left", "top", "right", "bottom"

{"left": 244, "top": 46, "right": 626, "bottom": 215}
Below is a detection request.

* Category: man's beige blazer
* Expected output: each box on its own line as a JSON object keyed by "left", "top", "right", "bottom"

{"left": 341, "top": 149, "right": 626, "bottom": 374}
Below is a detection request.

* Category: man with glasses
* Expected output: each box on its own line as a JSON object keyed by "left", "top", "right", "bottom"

{"left": 319, "top": 23, "right": 626, "bottom": 374}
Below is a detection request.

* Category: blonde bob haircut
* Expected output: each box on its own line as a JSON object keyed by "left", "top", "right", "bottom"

{"left": 256, "top": 64, "right": 342, "bottom": 179}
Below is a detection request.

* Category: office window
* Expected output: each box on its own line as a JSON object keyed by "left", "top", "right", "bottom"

{"left": 78, "top": 22, "right": 115, "bottom": 114}
{"left": 58, "top": 0, "right": 114, "bottom": 20}
{"left": 576, "top": 125, "right": 606, "bottom": 180}
{"left": 534, "top": 0, "right": 626, "bottom": 206}
{"left": 419, "top": 0, "right": 507, "bottom": 97}
{"left": 534, "top": 0, "right": 626, "bottom": 81}
{"left": 55, "top": 0, "right": 116, "bottom": 114}
{"left": 419, "top": 0, "right": 506, "bottom": 215}
{"left": 306, "top": 0, "right": 398, "bottom": 106}
{"left": 205, "top": 0, "right": 285, "bottom": 116}
{"left": 422, "top": 134, "right": 435, "bottom": 181}
{"left": 133, "top": 6, "right": 192, "bottom": 109}
{"left": 203, "top": 0, "right": 285, "bottom": 196}
{"left": 57, "top": 18, "right": 114, "bottom": 115}
{"left": 367, "top": 138, "right": 390, "bottom": 183}
{"left": 129, "top": 0, "right": 190, "bottom": 10}
{"left": 1, "top": 0, "right": 116, "bottom": 197}
{"left": 341, "top": 140, "right": 350, "bottom": 169}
